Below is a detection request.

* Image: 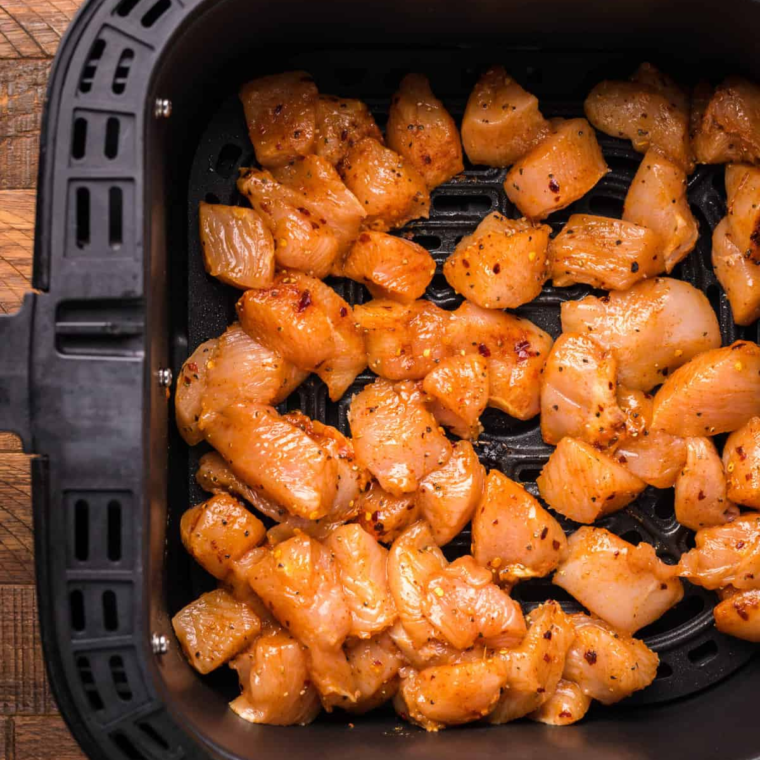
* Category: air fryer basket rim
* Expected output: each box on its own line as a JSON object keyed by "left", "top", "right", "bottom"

{"left": 0, "top": 0, "right": 757, "bottom": 757}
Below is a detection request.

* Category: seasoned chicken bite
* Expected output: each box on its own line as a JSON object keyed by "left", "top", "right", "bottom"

{"left": 561, "top": 278, "right": 721, "bottom": 392}
{"left": 239, "top": 71, "right": 317, "bottom": 168}
{"left": 199, "top": 202, "right": 275, "bottom": 289}
{"left": 554, "top": 527, "right": 684, "bottom": 634}
{"left": 386, "top": 73, "right": 464, "bottom": 189}
{"left": 354, "top": 481, "right": 420, "bottom": 544}
{"left": 528, "top": 679, "right": 591, "bottom": 726}
{"left": 175, "top": 338, "right": 216, "bottom": 445}
{"left": 172, "top": 589, "right": 261, "bottom": 674}
{"left": 443, "top": 212, "right": 551, "bottom": 309}
{"left": 341, "top": 634, "right": 404, "bottom": 714}
{"left": 549, "top": 214, "right": 662, "bottom": 290}
{"left": 540, "top": 332, "right": 626, "bottom": 449}
{"left": 714, "top": 588, "right": 760, "bottom": 642}
{"left": 537, "top": 438, "right": 646, "bottom": 524}
{"left": 447, "top": 301, "right": 553, "bottom": 420}
{"left": 349, "top": 379, "right": 451, "bottom": 495}
{"left": 563, "top": 613, "right": 658, "bottom": 704}
{"left": 675, "top": 437, "right": 739, "bottom": 531}
{"left": 623, "top": 148, "right": 698, "bottom": 273}
{"left": 726, "top": 164, "right": 760, "bottom": 263}
{"left": 651, "top": 341, "right": 760, "bottom": 437}
{"left": 713, "top": 217, "right": 760, "bottom": 326}
{"left": 341, "top": 231, "right": 435, "bottom": 302}
{"left": 723, "top": 417, "right": 760, "bottom": 508}
{"left": 461, "top": 66, "right": 549, "bottom": 167}
{"left": 338, "top": 137, "right": 430, "bottom": 231}
{"left": 505, "top": 118, "right": 608, "bottom": 220}
{"left": 314, "top": 94, "right": 383, "bottom": 167}
{"left": 387, "top": 619, "right": 458, "bottom": 670}
{"left": 472, "top": 470, "right": 567, "bottom": 584}
{"left": 417, "top": 441, "right": 485, "bottom": 546}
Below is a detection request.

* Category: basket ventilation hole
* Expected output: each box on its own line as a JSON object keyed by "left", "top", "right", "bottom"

{"left": 115, "top": 0, "right": 141, "bottom": 16}
{"left": 138, "top": 722, "right": 170, "bottom": 751}
{"left": 112, "top": 732, "right": 147, "bottom": 760}
{"left": 518, "top": 467, "right": 542, "bottom": 483}
{"left": 587, "top": 193, "right": 624, "bottom": 218}
{"left": 141, "top": 0, "right": 170, "bottom": 27}
{"left": 334, "top": 68, "right": 365, "bottom": 86}
{"left": 620, "top": 529, "right": 643, "bottom": 546}
{"left": 72, "top": 118, "right": 87, "bottom": 160}
{"left": 204, "top": 192, "right": 220, "bottom": 205}
{"left": 688, "top": 639, "right": 719, "bottom": 666}
{"left": 109, "top": 187, "right": 123, "bottom": 249}
{"left": 433, "top": 193, "right": 493, "bottom": 213}
{"left": 112, "top": 49, "right": 134, "bottom": 95}
{"left": 76, "top": 656, "right": 104, "bottom": 710}
{"left": 74, "top": 498, "right": 89, "bottom": 561}
{"left": 215, "top": 143, "right": 243, "bottom": 179}
{"left": 109, "top": 654, "right": 133, "bottom": 701}
{"left": 654, "top": 491, "right": 675, "bottom": 521}
{"left": 105, "top": 117, "right": 120, "bottom": 159}
{"left": 75, "top": 187, "right": 90, "bottom": 248}
{"left": 108, "top": 499, "right": 122, "bottom": 561}
{"left": 70, "top": 589, "right": 85, "bottom": 631}
{"left": 656, "top": 660, "right": 673, "bottom": 680}
{"left": 525, "top": 65, "right": 543, "bottom": 85}
{"left": 411, "top": 234, "right": 442, "bottom": 251}
{"left": 706, "top": 283, "right": 722, "bottom": 319}
{"left": 79, "top": 38, "right": 106, "bottom": 94}
{"left": 102, "top": 589, "right": 119, "bottom": 631}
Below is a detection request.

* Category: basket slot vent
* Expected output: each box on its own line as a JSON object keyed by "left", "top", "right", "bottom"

{"left": 57, "top": 299, "right": 143, "bottom": 356}
{"left": 587, "top": 191, "right": 624, "bottom": 218}
{"left": 656, "top": 660, "right": 674, "bottom": 680}
{"left": 137, "top": 722, "right": 170, "bottom": 751}
{"left": 108, "top": 499, "right": 122, "bottom": 561}
{"left": 102, "top": 590, "right": 119, "bottom": 631}
{"left": 105, "top": 117, "right": 121, "bottom": 159}
{"left": 74, "top": 499, "right": 89, "bottom": 561}
{"left": 112, "top": 732, "right": 148, "bottom": 760}
{"left": 115, "top": 0, "right": 141, "bottom": 16}
{"left": 67, "top": 180, "right": 135, "bottom": 258}
{"left": 109, "top": 187, "right": 124, "bottom": 248}
{"left": 215, "top": 143, "right": 242, "bottom": 179}
{"left": 109, "top": 654, "right": 133, "bottom": 700}
{"left": 75, "top": 187, "right": 91, "bottom": 248}
{"left": 70, "top": 111, "right": 134, "bottom": 168}
{"left": 72, "top": 117, "right": 88, "bottom": 160}
{"left": 432, "top": 192, "right": 494, "bottom": 214}
{"left": 76, "top": 656, "right": 105, "bottom": 710}
{"left": 140, "top": 0, "right": 171, "bottom": 28}
{"left": 688, "top": 639, "right": 719, "bottom": 666}
{"left": 66, "top": 491, "right": 133, "bottom": 566}
{"left": 67, "top": 583, "right": 133, "bottom": 637}
{"left": 70, "top": 590, "right": 86, "bottom": 632}
{"left": 78, "top": 38, "right": 106, "bottom": 94}
{"left": 516, "top": 465, "right": 542, "bottom": 483}
{"left": 410, "top": 233, "right": 442, "bottom": 251}
{"left": 620, "top": 529, "right": 643, "bottom": 546}
{"left": 112, "top": 48, "right": 134, "bottom": 95}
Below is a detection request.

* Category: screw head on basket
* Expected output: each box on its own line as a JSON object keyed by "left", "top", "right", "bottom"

{"left": 154, "top": 98, "right": 172, "bottom": 118}
{"left": 151, "top": 633, "right": 169, "bottom": 655}
{"left": 157, "top": 368, "right": 173, "bottom": 387}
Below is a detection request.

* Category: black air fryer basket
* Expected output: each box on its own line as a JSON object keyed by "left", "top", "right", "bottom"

{"left": 3, "top": 0, "right": 760, "bottom": 757}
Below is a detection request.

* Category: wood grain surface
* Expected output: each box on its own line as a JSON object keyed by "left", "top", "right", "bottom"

{"left": 0, "top": 0, "right": 86, "bottom": 756}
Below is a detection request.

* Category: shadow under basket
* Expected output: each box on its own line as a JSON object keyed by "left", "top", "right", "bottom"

{"left": 2, "top": 0, "right": 759, "bottom": 758}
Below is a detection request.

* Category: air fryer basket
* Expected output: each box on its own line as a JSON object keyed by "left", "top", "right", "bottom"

{"left": 0, "top": 0, "right": 758, "bottom": 758}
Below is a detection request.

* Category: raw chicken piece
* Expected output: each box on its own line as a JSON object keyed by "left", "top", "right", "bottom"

{"left": 422, "top": 555, "right": 526, "bottom": 649}
{"left": 691, "top": 77, "right": 760, "bottom": 165}
{"left": 237, "top": 167, "right": 340, "bottom": 278}
{"left": 175, "top": 338, "right": 216, "bottom": 445}
{"left": 180, "top": 494, "right": 265, "bottom": 580}
{"left": 614, "top": 387, "right": 687, "bottom": 489}
{"left": 239, "top": 71, "right": 317, "bottom": 168}
{"left": 674, "top": 437, "right": 739, "bottom": 530}
{"left": 202, "top": 403, "right": 338, "bottom": 520}
{"left": 338, "top": 137, "right": 430, "bottom": 231}
{"left": 714, "top": 588, "right": 760, "bottom": 642}
{"left": 623, "top": 148, "right": 698, "bottom": 273}
{"left": 324, "top": 524, "right": 397, "bottom": 638}
{"left": 537, "top": 438, "right": 646, "bottom": 524}
{"left": 354, "top": 481, "right": 420, "bottom": 544}
{"left": 172, "top": 589, "right": 260, "bottom": 674}
{"left": 504, "top": 118, "right": 608, "bottom": 220}
{"left": 651, "top": 341, "right": 760, "bottom": 437}
{"left": 416, "top": 441, "right": 485, "bottom": 546}
{"left": 422, "top": 354, "right": 489, "bottom": 440}
{"left": 443, "top": 212, "right": 551, "bottom": 308}
{"left": 314, "top": 95, "right": 383, "bottom": 167}
{"left": 724, "top": 417, "right": 760, "bottom": 507}
{"left": 678, "top": 514, "right": 760, "bottom": 590}
{"left": 342, "top": 634, "right": 404, "bottom": 714}
{"left": 447, "top": 301, "right": 553, "bottom": 420}
{"left": 221, "top": 546, "right": 272, "bottom": 617}
{"left": 554, "top": 527, "right": 684, "bottom": 634}
{"left": 349, "top": 379, "right": 451, "bottom": 495}
{"left": 713, "top": 217, "right": 760, "bottom": 326}
{"left": 229, "top": 628, "right": 321, "bottom": 725}
{"left": 528, "top": 679, "right": 591, "bottom": 726}
{"left": 561, "top": 278, "right": 721, "bottom": 392}
{"left": 563, "top": 613, "right": 658, "bottom": 704}
{"left": 540, "top": 332, "right": 626, "bottom": 449}
{"left": 488, "top": 601, "right": 576, "bottom": 724}
{"left": 461, "top": 67, "right": 549, "bottom": 167}
{"left": 584, "top": 64, "right": 692, "bottom": 172}
{"left": 387, "top": 619, "right": 458, "bottom": 670}
{"left": 726, "top": 164, "right": 760, "bottom": 263}
{"left": 549, "top": 214, "right": 662, "bottom": 290}
{"left": 341, "top": 231, "right": 435, "bottom": 302}
{"left": 355, "top": 299, "right": 452, "bottom": 381}
{"left": 472, "top": 470, "right": 567, "bottom": 584}
{"left": 386, "top": 73, "right": 464, "bottom": 189}
{"left": 199, "top": 202, "right": 275, "bottom": 289}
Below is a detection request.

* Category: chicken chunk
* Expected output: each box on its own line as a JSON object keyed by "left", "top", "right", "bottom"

{"left": 386, "top": 73, "right": 463, "bottom": 189}
{"left": 623, "top": 148, "right": 698, "bottom": 273}
{"left": 175, "top": 338, "right": 216, "bottom": 445}
{"left": 549, "top": 214, "right": 662, "bottom": 290}
{"left": 199, "top": 202, "right": 275, "bottom": 290}
{"left": 349, "top": 379, "right": 452, "bottom": 495}
{"left": 172, "top": 589, "right": 261, "bottom": 674}
{"left": 443, "top": 212, "right": 551, "bottom": 308}
{"left": 713, "top": 217, "right": 760, "bottom": 326}
{"left": 554, "top": 527, "right": 684, "bottom": 634}
{"left": 528, "top": 679, "right": 591, "bottom": 726}
{"left": 354, "top": 481, "right": 420, "bottom": 544}
{"left": 537, "top": 438, "right": 646, "bottom": 524}
{"left": 651, "top": 341, "right": 760, "bottom": 437}
{"left": 723, "top": 417, "right": 760, "bottom": 508}
{"left": 561, "top": 278, "right": 721, "bottom": 392}
{"left": 472, "top": 470, "right": 567, "bottom": 584}
{"left": 416, "top": 441, "right": 485, "bottom": 546}
{"left": 504, "top": 118, "right": 608, "bottom": 220}
{"left": 239, "top": 71, "right": 317, "bottom": 168}
{"left": 447, "top": 301, "right": 553, "bottom": 420}
{"left": 386, "top": 620, "right": 458, "bottom": 670}
{"left": 714, "top": 589, "right": 760, "bottom": 642}
{"left": 540, "top": 332, "right": 626, "bottom": 449}
{"left": 342, "top": 634, "right": 404, "bottom": 714}
{"left": 314, "top": 94, "right": 383, "bottom": 167}
{"left": 461, "top": 66, "right": 549, "bottom": 167}
{"left": 726, "top": 164, "right": 760, "bottom": 263}
{"left": 341, "top": 231, "right": 435, "bottom": 302}
{"left": 675, "top": 437, "right": 738, "bottom": 531}
{"left": 338, "top": 137, "right": 430, "bottom": 231}
{"left": 563, "top": 613, "right": 658, "bottom": 704}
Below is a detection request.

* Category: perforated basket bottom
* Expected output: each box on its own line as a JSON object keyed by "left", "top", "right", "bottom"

{"left": 182, "top": 48, "right": 760, "bottom": 708}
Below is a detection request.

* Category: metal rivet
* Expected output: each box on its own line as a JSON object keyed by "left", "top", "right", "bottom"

{"left": 151, "top": 633, "right": 169, "bottom": 655}
{"left": 157, "top": 368, "right": 172, "bottom": 387}
{"left": 154, "top": 98, "right": 172, "bottom": 118}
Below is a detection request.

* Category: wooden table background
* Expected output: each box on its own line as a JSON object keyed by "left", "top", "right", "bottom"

{"left": 1, "top": 1, "right": 88, "bottom": 757}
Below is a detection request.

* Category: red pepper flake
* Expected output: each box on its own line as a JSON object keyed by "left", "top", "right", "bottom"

{"left": 559, "top": 710, "right": 572, "bottom": 719}
{"left": 462, "top": 259, "right": 470, "bottom": 269}
{"left": 552, "top": 540, "right": 561, "bottom": 550}
{"left": 737, "top": 540, "right": 746, "bottom": 549}
{"left": 543, "top": 654, "right": 552, "bottom": 663}
{"left": 584, "top": 650, "right": 597, "bottom": 665}
{"left": 548, "top": 178, "right": 560, "bottom": 193}
{"left": 515, "top": 339, "right": 532, "bottom": 362}
{"left": 493, "top": 263, "right": 501, "bottom": 274}
{"left": 296, "top": 290, "right": 312, "bottom": 313}
{"left": 540, "top": 526, "right": 548, "bottom": 540}
{"left": 618, "top": 454, "right": 628, "bottom": 464}
{"left": 543, "top": 630, "right": 552, "bottom": 640}
{"left": 660, "top": 583, "right": 667, "bottom": 590}
{"left": 736, "top": 602, "right": 750, "bottom": 621}
{"left": 339, "top": 307, "right": 348, "bottom": 317}
{"left": 359, "top": 233, "right": 371, "bottom": 243}
{"left": 737, "top": 446, "right": 747, "bottom": 461}
{"left": 478, "top": 343, "right": 492, "bottom": 358}
{"left": 697, "top": 490, "right": 706, "bottom": 501}
{"left": 298, "top": 207, "right": 311, "bottom": 217}
{"left": 187, "top": 362, "right": 198, "bottom": 372}
{"left": 273, "top": 104, "right": 283, "bottom": 115}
